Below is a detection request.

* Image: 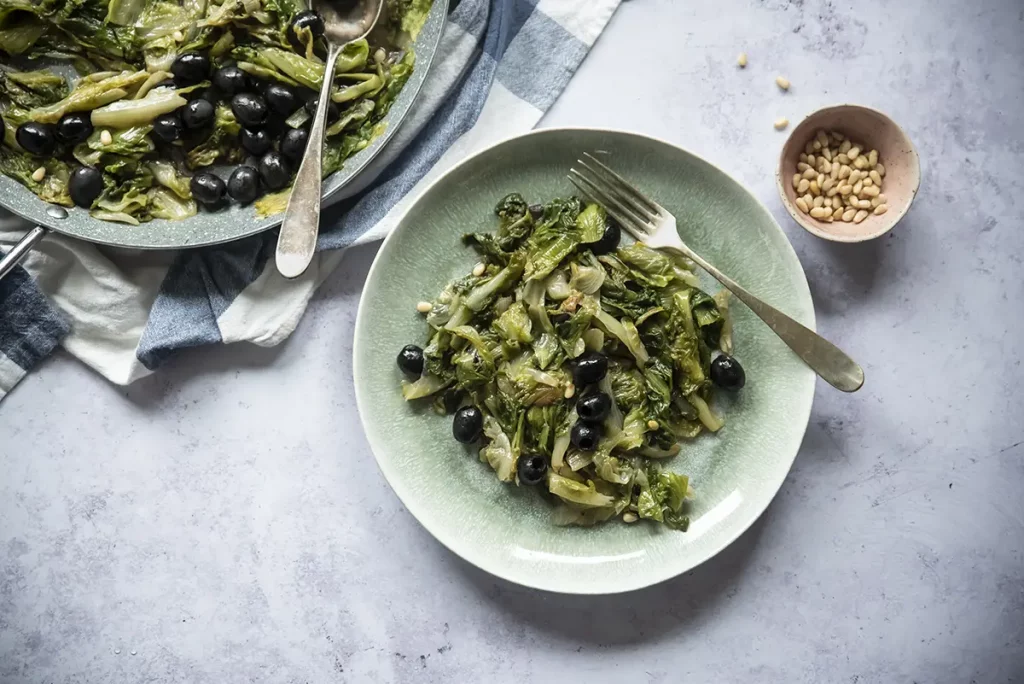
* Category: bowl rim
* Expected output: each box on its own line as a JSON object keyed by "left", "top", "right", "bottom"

{"left": 354, "top": 126, "right": 817, "bottom": 594}
{"left": 775, "top": 103, "right": 921, "bottom": 243}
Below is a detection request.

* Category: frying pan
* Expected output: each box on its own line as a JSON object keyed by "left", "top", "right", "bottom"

{"left": 0, "top": 0, "right": 447, "bottom": 280}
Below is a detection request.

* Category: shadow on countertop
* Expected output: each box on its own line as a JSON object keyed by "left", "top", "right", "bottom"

{"left": 451, "top": 513, "right": 769, "bottom": 647}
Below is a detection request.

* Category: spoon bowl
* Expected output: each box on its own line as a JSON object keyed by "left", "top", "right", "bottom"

{"left": 318, "top": 0, "right": 386, "bottom": 44}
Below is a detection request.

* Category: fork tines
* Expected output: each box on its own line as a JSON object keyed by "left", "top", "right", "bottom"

{"left": 567, "top": 154, "right": 659, "bottom": 240}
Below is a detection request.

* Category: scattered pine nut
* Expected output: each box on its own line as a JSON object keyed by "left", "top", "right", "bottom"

{"left": 31, "top": 166, "right": 46, "bottom": 182}
{"left": 100, "top": 129, "right": 113, "bottom": 145}
{"left": 564, "top": 384, "right": 576, "bottom": 399}
{"left": 737, "top": 52, "right": 748, "bottom": 67}
{"left": 774, "top": 117, "right": 789, "bottom": 130}
{"left": 875, "top": 163, "right": 886, "bottom": 177}
{"left": 776, "top": 76, "right": 791, "bottom": 90}
{"left": 172, "top": 30, "right": 184, "bottom": 42}
{"left": 416, "top": 301, "right": 431, "bottom": 313}
{"left": 623, "top": 513, "right": 638, "bottom": 523}
{"left": 472, "top": 262, "right": 486, "bottom": 277}
{"left": 647, "top": 419, "right": 660, "bottom": 430}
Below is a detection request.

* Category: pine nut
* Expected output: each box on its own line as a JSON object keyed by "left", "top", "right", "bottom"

{"left": 807, "top": 154, "right": 816, "bottom": 166}
{"left": 822, "top": 160, "right": 832, "bottom": 173}
{"left": 737, "top": 52, "right": 748, "bottom": 67}
{"left": 869, "top": 170, "right": 882, "bottom": 185}
{"left": 832, "top": 207, "right": 844, "bottom": 219}
{"left": 774, "top": 117, "right": 789, "bottom": 130}
{"left": 862, "top": 185, "right": 880, "bottom": 197}
{"left": 822, "top": 177, "right": 835, "bottom": 191}
{"left": 776, "top": 76, "right": 791, "bottom": 90}
{"left": 100, "top": 130, "right": 113, "bottom": 145}
{"left": 858, "top": 199, "right": 873, "bottom": 209}
{"left": 840, "top": 140, "right": 851, "bottom": 154}
{"left": 813, "top": 195, "right": 825, "bottom": 208}
{"left": 832, "top": 131, "right": 845, "bottom": 141}
{"left": 804, "top": 141, "right": 814, "bottom": 154}
{"left": 799, "top": 153, "right": 809, "bottom": 163}
{"left": 870, "top": 196, "right": 881, "bottom": 208}
{"left": 873, "top": 204, "right": 888, "bottom": 215}
{"left": 792, "top": 173, "right": 801, "bottom": 190}
{"left": 827, "top": 185, "right": 840, "bottom": 197}
{"left": 809, "top": 207, "right": 829, "bottom": 218}
{"left": 863, "top": 177, "right": 874, "bottom": 187}
{"left": 853, "top": 180, "right": 863, "bottom": 195}
{"left": 797, "top": 162, "right": 810, "bottom": 172}
{"left": 877, "top": 193, "right": 887, "bottom": 204}
{"left": 838, "top": 165, "right": 851, "bottom": 180}
{"left": 839, "top": 184, "right": 853, "bottom": 195}
{"left": 817, "top": 173, "right": 825, "bottom": 187}
{"left": 875, "top": 163, "right": 886, "bottom": 177}
{"left": 868, "top": 149, "right": 878, "bottom": 167}
{"left": 848, "top": 169, "right": 861, "bottom": 185}
{"left": 472, "top": 262, "right": 486, "bottom": 277}
{"left": 830, "top": 164, "right": 840, "bottom": 180}
{"left": 809, "top": 180, "right": 820, "bottom": 196}
{"left": 31, "top": 166, "right": 46, "bottom": 182}
{"left": 565, "top": 384, "right": 576, "bottom": 399}
{"left": 842, "top": 209, "right": 856, "bottom": 222}
{"left": 623, "top": 512, "right": 638, "bottom": 523}
{"left": 813, "top": 140, "right": 821, "bottom": 151}
{"left": 836, "top": 153, "right": 850, "bottom": 165}
{"left": 816, "top": 130, "right": 829, "bottom": 147}
{"left": 853, "top": 156, "right": 868, "bottom": 170}
{"left": 797, "top": 178, "right": 810, "bottom": 194}
{"left": 173, "top": 30, "right": 184, "bottom": 42}
{"left": 847, "top": 146, "right": 861, "bottom": 160}
{"left": 795, "top": 197, "right": 809, "bottom": 213}
{"left": 416, "top": 301, "right": 432, "bottom": 313}
{"left": 802, "top": 168, "right": 816, "bottom": 180}
{"left": 802, "top": 193, "right": 813, "bottom": 206}
{"left": 853, "top": 209, "right": 869, "bottom": 224}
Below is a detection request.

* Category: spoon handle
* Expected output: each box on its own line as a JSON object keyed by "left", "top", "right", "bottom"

{"left": 276, "top": 42, "right": 342, "bottom": 279}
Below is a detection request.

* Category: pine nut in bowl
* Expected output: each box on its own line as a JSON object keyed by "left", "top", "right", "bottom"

{"left": 776, "top": 105, "right": 921, "bottom": 242}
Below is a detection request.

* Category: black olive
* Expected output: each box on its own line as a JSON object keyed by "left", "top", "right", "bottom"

{"left": 590, "top": 215, "right": 621, "bottom": 255}
{"left": 190, "top": 172, "right": 226, "bottom": 207}
{"left": 577, "top": 392, "right": 612, "bottom": 423}
{"left": 570, "top": 421, "right": 601, "bottom": 451}
{"left": 181, "top": 98, "right": 215, "bottom": 129}
{"left": 231, "top": 93, "right": 268, "bottom": 128}
{"left": 710, "top": 354, "right": 746, "bottom": 391}
{"left": 152, "top": 113, "right": 184, "bottom": 142}
{"left": 396, "top": 344, "right": 424, "bottom": 375}
{"left": 56, "top": 113, "right": 93, "bottom": 145}
{"left": 240, "top": 127, "right": 272, "bottom": 156}
{"left": 211, "top": 66, "right": 247, "bottom": 96}
{"left": 288, "top": 10, "right": 325, "bottom": 51}
{"left": 68, "top": 166, "right": 104, "bottom": 208}
{"left": 528, "top": 203, "right": 543, "bottom": 220}
{"left": 572, "top": 351, "right": 608, "bottom": 387}
{"left": 452, "top": 406, "right": 483, "bottom": 444}
{"left": 304, "top": 95, "right": 339, "bottom": 122}
{"left": 171, "top": 52, "right": 211, "bottom": 86}
{"left": 279, "top": 127, "right": 309, "bottom": 163}
{"left": 15, "top": 122, "right": 56, "bottom": 156}
{"left": 258, "top": 151, "right": 290, "bottom": 190}
{"left": 264, "top": 83, "right": 300, "bottom": 115}
{"left": 227, "top": 165, "right": 260, "bottom": 204}
{"left": 517, "top": 454, "right": 548, "bottom": 486}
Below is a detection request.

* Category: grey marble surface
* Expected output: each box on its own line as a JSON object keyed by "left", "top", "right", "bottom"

{"left": 2, "top": 0, "right": 1023, "bottom": 681}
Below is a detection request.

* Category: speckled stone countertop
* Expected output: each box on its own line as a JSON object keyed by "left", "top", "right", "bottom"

{"left": 1, "top": 0, "right": 1022, "bottom": 681}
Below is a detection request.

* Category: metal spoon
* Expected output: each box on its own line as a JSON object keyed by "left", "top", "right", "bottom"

{"left": 276, "top": 0, "right": 384, "bottom": 279}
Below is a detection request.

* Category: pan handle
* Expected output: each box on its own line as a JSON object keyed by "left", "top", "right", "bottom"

{"left": 0, "top": 226, "right": 48, "bottom": 281}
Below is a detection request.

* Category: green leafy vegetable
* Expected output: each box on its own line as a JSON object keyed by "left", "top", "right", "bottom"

{"left": 399, "top": 193, "right": 738, "bottom": 531}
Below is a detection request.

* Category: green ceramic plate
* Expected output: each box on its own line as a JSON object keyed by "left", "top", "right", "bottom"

{"left": 354, "top": 128, "right": 816, "bottom": 594}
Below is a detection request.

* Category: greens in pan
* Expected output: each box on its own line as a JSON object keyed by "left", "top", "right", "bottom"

{"left": 397, "top": 193, "right": 747, "bottom": 530}
{"left": 0, "top": 0, "right": 433, "bottom": 224}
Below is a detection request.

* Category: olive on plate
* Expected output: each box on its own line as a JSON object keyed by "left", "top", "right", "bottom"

{"left": 258, "top": 151, "right": 290, "bottom": 190}
{"left": 576, "top": 392, "right": 612, "bottom": 423}
{"left": 190, "top": 172, "right": 226, "bottom": 207}
{"left": 590, "top": 215, "right": 621, "bottom": 255}
{"left": 570, "top": 421, "right": 601, "bottom": 451}
{"left": 572, "top": 351, "right": 608, "bottom": 387}
{"left": 181, "top": 98, "right": 215, "bottom": 129}
{"left": 231, "top": 93, "right": 268, "bottom": 128}
{"left": 171, "top": 52, "right": 211, "bottom": 86}
{"left": 213, "top": 66, "right": 249, "bottom": 97}
{"left": 710, "top": 354, "right": 745, "bottom": 391}
{"left": 56, "top": 113, "right": 93, "bottom": 145}
{"left": 240, "top": 127, "right": 272, "bottom": 156}
{"left": 396, "top": 344, "right": 423, "bottom": 375}
{"left": 152, "top": 113, "right": 184, "bottom": 142}
{"left": 452, "top": 406, "right": 483, "bottom": 444}
{"left": 68, "top": 167, "right": 104, "bottom": 208}
{"left": 517, "top": 454, "right": 548, "bottom": 486}
{"left": 15, "top": 122, "right": 56, "bottom": 156}
{"left": 279, "top": 127, "right": 309, "bottom": 163}
{"left": 227, "top": 165, "right": 260, "bottom": 205}
{"left": 287, "top": 10, "right": 325, "bottom": 50}
{"left": 264, "top": 83, "right": 300, "bottom": 115}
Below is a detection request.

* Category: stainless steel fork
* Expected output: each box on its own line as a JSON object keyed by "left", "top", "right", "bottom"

{"left": 569, "top": 153, "right": 864, "bottom": 393}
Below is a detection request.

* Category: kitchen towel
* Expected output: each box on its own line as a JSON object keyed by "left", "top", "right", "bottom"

{"left": 0, "top": 0, "right": 620, "bottom": 402}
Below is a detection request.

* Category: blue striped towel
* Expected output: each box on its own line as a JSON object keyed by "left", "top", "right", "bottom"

{"left": 0, "top": 0, "right": 620, "bottom": 402}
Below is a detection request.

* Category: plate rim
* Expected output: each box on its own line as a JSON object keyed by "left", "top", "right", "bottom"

{"left": 353, "top": 126, "right": 817, "bottom": 594}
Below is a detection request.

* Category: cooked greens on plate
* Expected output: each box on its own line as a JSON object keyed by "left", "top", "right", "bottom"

{"left": 396, "top": 193, "right": 747, "bottom": 530}
{"left": 0, "top": 0, "right": 433, "bottom": 223}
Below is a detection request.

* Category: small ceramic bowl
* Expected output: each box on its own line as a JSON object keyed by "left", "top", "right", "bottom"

{"left": 776, "top": 105, "right": 920, "bottom": 242}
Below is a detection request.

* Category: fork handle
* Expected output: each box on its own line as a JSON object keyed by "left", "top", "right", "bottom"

{"left": 667, "top": 244, "right": 864, "bottom": 392}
